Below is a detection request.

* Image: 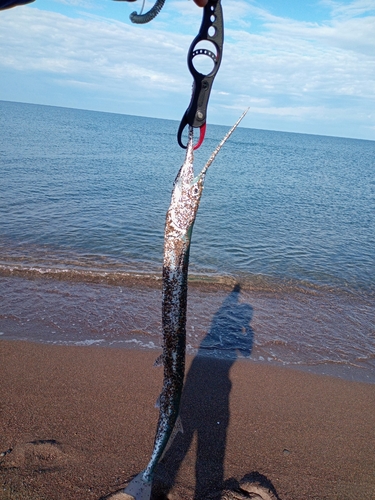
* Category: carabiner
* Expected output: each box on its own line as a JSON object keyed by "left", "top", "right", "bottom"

{"left": 177, "top": 0, "right": 224, "bottom": 149}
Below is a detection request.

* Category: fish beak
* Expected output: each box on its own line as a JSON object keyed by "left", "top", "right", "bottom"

{"left": 200, "top": 108, "right": 250, "bottom": 177}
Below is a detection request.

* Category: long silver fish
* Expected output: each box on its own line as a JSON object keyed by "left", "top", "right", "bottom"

{"left": 123, "top": 109, "right": 248, "bottom": 500}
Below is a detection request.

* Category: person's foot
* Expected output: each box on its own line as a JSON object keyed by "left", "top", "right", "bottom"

{"left": 222, "top": 474, "right": 279, "bottom": 500}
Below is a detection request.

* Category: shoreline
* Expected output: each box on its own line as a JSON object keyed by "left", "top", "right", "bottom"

{"left": 1, "top": 339, "right": 375, "bottom": 499}
{"left": 1, "top": 275, "right": 374, "bottom": 386}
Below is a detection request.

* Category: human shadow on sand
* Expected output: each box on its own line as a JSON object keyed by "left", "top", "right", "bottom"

{"left": 153, "top": 283, "right": 255, "bottom": 499}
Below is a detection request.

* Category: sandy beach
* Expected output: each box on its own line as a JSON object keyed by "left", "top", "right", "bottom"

{"left": 1, "top": 339, "right": 374, "bottom": 500}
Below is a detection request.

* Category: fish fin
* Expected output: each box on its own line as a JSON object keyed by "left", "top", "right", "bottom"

{"left": 153, "top": 354, "right": 163, "bottom": 367}
{"left": 122, "top": 471, "right": 152, "bottom": 500}
{"left": 159, "top": 415, "right": 183, "bottom": 462}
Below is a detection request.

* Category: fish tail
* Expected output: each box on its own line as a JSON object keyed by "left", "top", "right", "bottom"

{"left": 122, "top": 471, "right": 152, "bottom": 500}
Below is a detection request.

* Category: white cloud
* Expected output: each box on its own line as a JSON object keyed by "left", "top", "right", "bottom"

{"left": 220, "top": 4, "right": 375, "bottom": 103}
{"left": 56, "top": 0, "right": 96, "bottom": 9}
{"left": 250, "top": 105, "right": 327, "bottom": 118}
{"left": 321, "top": 0, "right": 375, "bottom": 19}
{"left": 0, "top": 1, "right": 374, "bottom": 139}
{"left": 0, "top": 8, "right": 188, "bottom": 91}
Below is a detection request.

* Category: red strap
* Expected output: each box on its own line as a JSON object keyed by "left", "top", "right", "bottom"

{"left": 193, "top": 123, "right": 206, "bottom": 150}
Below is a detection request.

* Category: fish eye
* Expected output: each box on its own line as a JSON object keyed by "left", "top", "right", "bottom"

{"left": 192, "top": 185, "right": 199, "bottom": 196}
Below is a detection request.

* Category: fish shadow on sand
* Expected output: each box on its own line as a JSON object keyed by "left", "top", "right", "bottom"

{"left": 153, "top": 283, "right": 257, "bottom": 499}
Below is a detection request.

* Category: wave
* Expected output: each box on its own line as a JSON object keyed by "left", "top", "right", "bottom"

{"left": 1, "top": 260, "right": 373, "bottom": 298}
{"left": 0, "top": 263, "right": 162, "bottom": 288}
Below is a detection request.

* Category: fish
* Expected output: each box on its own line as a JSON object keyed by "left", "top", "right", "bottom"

{"left": 122, "top": 109, "right": 248, "bottom": 500}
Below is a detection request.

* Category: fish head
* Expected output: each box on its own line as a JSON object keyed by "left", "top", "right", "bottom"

{"left": 167, "top": 130, "right": 205, "bottom": 236}
{"left": 167, "top": 109, "right": 249, "bottom": 237}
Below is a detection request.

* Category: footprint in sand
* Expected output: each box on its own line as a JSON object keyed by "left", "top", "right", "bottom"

{"left": 0, "top": 439, "right": 77, "bottom": 472}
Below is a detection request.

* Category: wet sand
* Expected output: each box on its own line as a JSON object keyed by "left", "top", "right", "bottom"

{"left": 1, "top": 339, "right": 374, "bottom": 499}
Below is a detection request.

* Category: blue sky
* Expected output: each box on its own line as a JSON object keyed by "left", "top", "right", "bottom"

{"left": 0, "top": 0, "right": 374, "bottom": 140}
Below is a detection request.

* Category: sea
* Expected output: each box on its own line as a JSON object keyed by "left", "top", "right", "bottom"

{"left": 1, "top": 100, "right": 374, "bottom": 383}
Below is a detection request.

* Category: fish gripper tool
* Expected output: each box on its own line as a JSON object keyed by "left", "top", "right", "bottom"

{"left": 177, "top": 0, "right": 224, "bottom": 150}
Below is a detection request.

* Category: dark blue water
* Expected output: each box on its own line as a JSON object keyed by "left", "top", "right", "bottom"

{"left": 1, "top": 100, "right": 374, "bottom": 382}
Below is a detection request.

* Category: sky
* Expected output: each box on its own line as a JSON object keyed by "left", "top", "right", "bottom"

{"left": 0, "top": 0, "right": 374, "bottom": 140}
